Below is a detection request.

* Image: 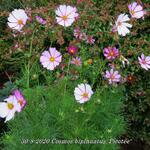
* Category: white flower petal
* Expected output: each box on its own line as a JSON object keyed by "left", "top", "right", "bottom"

{"left": 134, "top": 5, "right": 143, "bottom": 12}
{"left": 75, "top": 94, "right": 82, "bottom": 101}
{"left": 5, "top": 111, "right": 15, "bottom": 122}
{"left": 74, "top": 87, "right": 83, "bottom": 95}
{"left": 122, "top": 22, "right": 132, "bottom": 28}
{"left": 134, "top": 11, "right": 144, "bottom": 19}
{"left": 49, "top": 48, "right": 56, "bottom": 56}
{"left": 59, "top": 5, "right": 67, "bottom": 16}
{"left": 0, "top": 103, "right": 9, "bottom": 118}
{"left": 46, "top": 63, "right": 55, "bottom": 70}
{"left": 78, "top": 84, "right": 85, "bottom": 92}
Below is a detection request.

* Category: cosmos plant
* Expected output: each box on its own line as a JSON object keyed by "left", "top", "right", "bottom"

{"left": 2, "top": 1, "right": 148, "bottom": 126}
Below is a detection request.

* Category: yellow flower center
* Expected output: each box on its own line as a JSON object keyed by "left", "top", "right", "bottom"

{"left": 87, "top": 59, "right": 93, "bottom": 65}
{"left": 62, "top": 15, "right": 68, "bottom": 21}
{"left": 7, "top": 103, "right": 14, "bottom": 110}
{"left": 17, "top": 19, "right": 24, "bottom": 25}
{"left": 131, "top": 10, "right": 135, "bottom": 15}
{"left": 50, "top": 57, "right": 55, "bottom": 62}
{"left": 82, "top": 92, "right": 89, "bottom": 98}
{"left": 110, "top": 74, "right": 115, "bottom": 80}
{"left": 75, "top": 60, "right": 79, "bottom": 65}
{"left": 110, "top": 51, "right": 114, "bottom": 56}
{"left": 70, "top": 49, "right": 74, "bottom": 53}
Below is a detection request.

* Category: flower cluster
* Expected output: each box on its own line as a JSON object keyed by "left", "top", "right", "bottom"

{"left": 113, "top": 2, "right": 145, "bottom": 36}
{"left": 0, "top": 90, "right": 26, "bottom": 122}
{"left": 74, "top": 28, "right": 95, "bottom": 44}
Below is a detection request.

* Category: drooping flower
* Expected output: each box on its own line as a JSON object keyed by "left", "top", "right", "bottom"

{"left": 55, "top": 5, "right": 79, "bottom": 27}
{"left": 35, "top": 16, "right": 46, "bottom": 25}
{"left": 7, "top": 9, "right": 28, "bottom": 31}
{"left": 138, "top": 54, "right": 150, "bottom": 70}
{"left": 73, "top": 28, "right": 87, "bottom": 41}
{"left": 74, "top": 83, "right": 93, "bottom": 103}
{"left": 103, "top": 46, "right": 119, "bottom": 60}
{"left": 119, "top": 55, "right": 129, "bottom": 67}
{"left": 13, "top": 89, "right": 27, "bottom": 111}
{"left": 40, "top": 47, "right": 62, "bottom": 70}
{"left": 71, "top": 57, "right": 82, "bottom": 66}
{"left": 68, "top": 45, "right": 78, "bottom": 55}
{"left": 77, "top": 0, "right": 85, "bottom": 4}
{"left": 0, "top": 95, "right": 21, "bottom": 122}
{"left": 74, "top": 28, "right": 81, "bottom": 39}
{"left": 86, "top": 35, "right": 95, "bottom": 44}
{"left": 79, "top": 32, "right": 87, "bottom": 40}
{"left": 108, "top": 63, "right": 116, "bottom": 69}
{"left": 87, "top": 59, "right": 93, "bottom": 65}
{"left": 128, "top": 2, "right": 145, "bottom": 19}
{"left": 114, "top": 14, "right": 132, "bottom": 36}
{"left": 105, "top": 69, "right": 121, "bottom": 84}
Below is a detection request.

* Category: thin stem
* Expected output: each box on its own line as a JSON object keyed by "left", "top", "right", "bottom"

{"left": 26, "top": 30, "right": 35, "bottom": 88}
{"left": 63, "top": 57, "right": 71, "bottom": 98}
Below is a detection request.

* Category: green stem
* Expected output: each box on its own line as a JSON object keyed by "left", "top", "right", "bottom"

{"left": 27, "top": 30, "right": 35, "bottom": 88}
{"left": 63, "top": 57, "right": 71, "bottom": 98}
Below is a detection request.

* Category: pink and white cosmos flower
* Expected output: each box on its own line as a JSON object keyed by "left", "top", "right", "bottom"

{"left": 40, "top": 47, "right": 62, "bottom": 70}
{"left": 55, "top": 5, "right": 79, "bottom": 27}
{"left": 7, "top": 9, "right": 28, "bottom": 31}
{"left": 86, "top": 35, "right": 95, "bottom": 45}
{"left": 74, "top": 83, "right": 93, "bottom": 104}
{"left": 105, "top": 69, "right": 121, "bottom": 84}
{"left": 103, "top": 46, "right": 119, "bottom": 60}
{"left": 128, "top": 2, "right": 145, "bottom": 19}
{"left": 138, "top": 54, "right": 150, "bottom": 70}
{"left": 71, "top": 57, "right": 82, "bottom": 66}
{"left": 35, "top": 16, "right": 46, "bottom": 25}
{"left": 114, "top": 14, "right": 132, "bottom": 36}
{"left": 0, "top": 95, "right": 21, "bottom": 122}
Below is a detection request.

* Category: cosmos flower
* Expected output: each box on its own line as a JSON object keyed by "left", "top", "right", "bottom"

{"left": 55, "top": 5, "right": 79, "bottom": 27}
{"left": 0, "top": 95, "right": 21, "bottom": 122}
{"left": 105, "top": 69, "right": 121, "bottom": 84}
{"left": 13, "top": 89, "right": 27, "bottom": 111}
{"left": 35, "top": 16, "right": 46, "bottom": 25}
{"left": 74, "top": 83, "right": 93, "bottom": 104}
{"left": 68, "top": 45, "right": 78, "bottom": 55}
{"left": 128, "top": 2, "right": 145, "bottom": 19}
{"left": 40, "top": 47, "right": 62, "bottom": 71}
{"left": 103, "top": 46, "right": 119, "bottom": 60}
{"left": 86, "top": 35, "right": 95, "bottom": 44}
{"left": 7, "top": 9, "right": 28, "bottom": 31}
{"left": 71, "top": 57, "right": 82, "bottom": 66}
{"left": 138, "top": 54, "right": 150, "bottom": 70}
{"left": 114, "top": 14, "right": 132, "bottom": 36}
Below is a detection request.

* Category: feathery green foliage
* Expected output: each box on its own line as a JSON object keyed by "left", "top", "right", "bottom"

{"left": 2, "top": 82, "right": 125, "bottom": 150}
